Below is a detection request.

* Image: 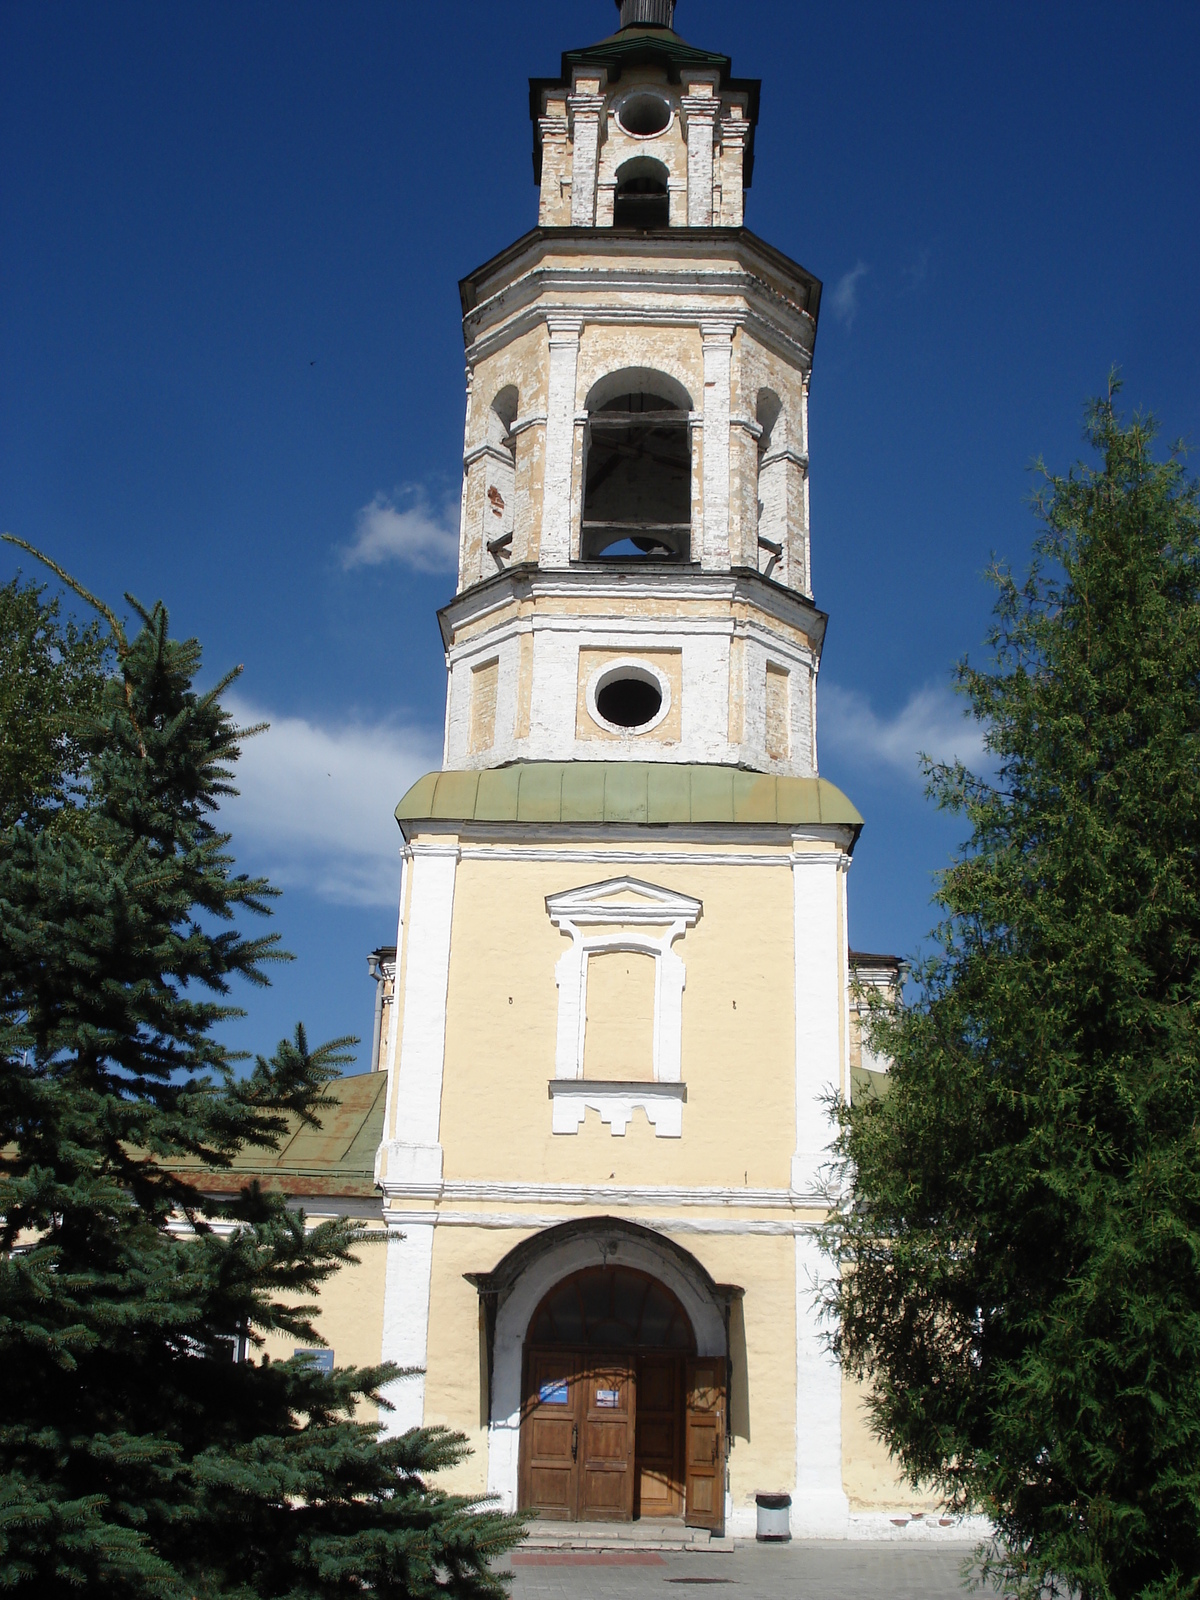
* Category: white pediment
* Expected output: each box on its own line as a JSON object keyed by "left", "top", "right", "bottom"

{"left": 545, "top": 876, "right": 702, "bottom": 929}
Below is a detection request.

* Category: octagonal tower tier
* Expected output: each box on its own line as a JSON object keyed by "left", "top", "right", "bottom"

{"left": 441, "top": 7, "right": 825, "bottom": 780}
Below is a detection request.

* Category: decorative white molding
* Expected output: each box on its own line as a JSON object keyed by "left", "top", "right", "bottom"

{"left": 378, "top": 1218, "right": 435, "bottom": 1437}
{"left": 700, "top": 321, "right": 734, "bottom": 571}
{"left": 546, "top": 876, "right": 703, "bottom": 929}
{"left": 385, "top": 848, "right": 458, "bottom": 1188}
{"left": 793, "top": 1230, "right": 851, "bottom": 1535}
{"left": 463, "top": 439, "right": 520, "bottom": 471}
{"left": 548, "top": 1078, "right": 687, "bottom": 1137}
{"left": 509, "top": 411, "right": 547, "bottom": 437}
{"left": 790, "top": 852, "right": 844, "bottom": 1195}
{"left": 541, "top": 316, "right": 583, "bottom": 567}
{"left": 376, "top": 1140, "right": 443, "bottom": 1189}
{"left": 461, "top": 264, "right": 810, "bottom": 366}
{"left": 379, "top": 1179, "right": 821, "bottom": 1208}
{"left": 381, "top": 1209, "right": 820, "bottom": 1236}
{"left": 612, "top": 85, "right": 676, "bottom": 141}
{"left": 546, "top": 878, "right": 701, "bottom": 1124}
{"left": 413, "top": 822, "right": 856, "bottom": 851}
{"left": 584, "top": 656, "right": 672, "bottom": 737}
{"left": 681, "top": 91, "right": 718, "bottom": 226}
{"left": 461, "top": 847, "right": 794, "bottom": 867}
{"left": 789, "top": 848, "right": 852, "bottom": 869}
{"left": 568, "top": 92, "right": 605, "bottom": 226}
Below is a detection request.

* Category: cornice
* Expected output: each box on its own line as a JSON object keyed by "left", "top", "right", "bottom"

{"left": 459, "top": 226, "right": 821, "bottom": 341}
{"left": 437, "top": 562, "right": 827, "bottom": 654}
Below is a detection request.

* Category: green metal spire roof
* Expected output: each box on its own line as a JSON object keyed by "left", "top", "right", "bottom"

{"left": 395, "top": 763, "right": 861, "bottom": 834}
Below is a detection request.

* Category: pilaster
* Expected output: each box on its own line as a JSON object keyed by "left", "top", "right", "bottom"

{"left": 789, "top": 847, "right": 848, "bottom": 1195}
{"left": 379, "top": 1216, "right": 436, "bottom": 1434}
{"left": 682, "top": 81, "right": 719, "bottom": 226}
{"left": 540, "top": 316, "right": 583, "bottom": 568}
{"left": 793, "top": 1229, "right": 851, "bottom": 1535}
{"left": 568, "top": 84, "right": 606, "bottom": 226}
{"left": 718, "top": 111, "right": 750, "bottom": 227}
{"left": 457, "top": 364, "right": 475, "bottom": 591}
{"left": 537, "top": 111, "right": 571, "bottom": 226}
{"left": 701, "top": 321, "right": 735, "bottom": 570}
{"left": 378, "top": 842, "right": 460, "bottom": 1192}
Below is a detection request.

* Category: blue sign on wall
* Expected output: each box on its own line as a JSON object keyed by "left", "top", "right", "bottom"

{"left": 539, "top": 1379, "right": 569, "bottom": 1405}
{"left": 294, "top": 1348, "right": 335, "bottom": 1373}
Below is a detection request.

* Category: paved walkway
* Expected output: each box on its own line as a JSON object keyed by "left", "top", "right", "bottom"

{"left": 504, "top": 1540, "right": 979, "bottom": 1599}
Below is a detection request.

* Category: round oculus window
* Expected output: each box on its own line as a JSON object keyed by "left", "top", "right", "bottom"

{"left": 616, "top": 93, "right": 672, "bottom": 138}
{"left": 596, "top": 675, "right": 662, "bottom": 729}
{"left": 588, "top": 661, "right": 671, "bottom": 734}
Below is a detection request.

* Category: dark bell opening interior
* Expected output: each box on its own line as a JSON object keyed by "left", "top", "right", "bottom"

{"left": 614, "top": 174, "right": 670, "bottom": 230}
{"left": 596, "top": 674, "right": 664, "bottom": 729}
{"left": 583, "top": 392, "right": 690, "bottom": 561}
{"left": 618, "top": 94, "right": 672, "bottom": 138}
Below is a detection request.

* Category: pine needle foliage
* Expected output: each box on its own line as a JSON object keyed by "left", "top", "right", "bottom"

{"left": 0, "top": 553, "right": 523, "bottom": 1596}
{"left": 823, "top": 387, "right": 1200, "bottom": 1600}
{"left": 0, "top": 574, "right": 112, "bottom": 829}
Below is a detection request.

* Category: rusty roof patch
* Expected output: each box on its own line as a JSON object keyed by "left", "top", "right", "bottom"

{"left": 170, "top": 1071, "right": 386, "bottom": 1198}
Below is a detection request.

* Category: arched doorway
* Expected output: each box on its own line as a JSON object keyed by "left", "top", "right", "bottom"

{"left": 518, "top": 1265, "right": 723, "bottom": 1525}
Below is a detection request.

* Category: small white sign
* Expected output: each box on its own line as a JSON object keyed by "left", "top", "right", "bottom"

{"left": 596, "top": 1388, "right": 619, "bottom": 1408}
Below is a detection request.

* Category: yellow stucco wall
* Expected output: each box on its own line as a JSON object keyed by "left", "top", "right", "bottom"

{"left": 841, "top": 1373, "right": 942, "bottom": 1514}
{"left": 415, "top": 1220, "right": 800, "bottom": 1512}
{"left": 257, "top": 1218, "right": 389, "bottom": 1424}
{"left": 437, "top": 848, "right": 798, "bottom": 1189}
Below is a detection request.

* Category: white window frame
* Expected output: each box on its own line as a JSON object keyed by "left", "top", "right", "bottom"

{"left": 545, "top": 876, "right": 701, "bottom": 1137}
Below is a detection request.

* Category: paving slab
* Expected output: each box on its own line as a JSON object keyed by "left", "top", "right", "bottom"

{"left": 504, "top": 1539, "right": 980, "bottom": 1600}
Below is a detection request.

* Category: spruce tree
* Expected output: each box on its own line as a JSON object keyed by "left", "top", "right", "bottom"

{"left": 0, "top": 540, "right": 522, "bottom": 1597}
{"left": 825, "top": 388, "right": 1200, "bottom": 1600}
{"left": 0, "top": 573, "right": 111, "bottom": 828}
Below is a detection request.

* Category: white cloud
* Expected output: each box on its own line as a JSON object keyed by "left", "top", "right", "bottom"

{"left": 342, "top": 487, "right": 458, "bottom": 574}
{"left": 830, "top": 260, "right": 869, "bottom": 327}
{"left": 819, "top": 682, "right": 986, "bottom": 784}
{"left": 219, "top": 694, "right": 441, "bottom": 908}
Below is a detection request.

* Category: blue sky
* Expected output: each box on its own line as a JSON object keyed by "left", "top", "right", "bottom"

{"left": 3, "top": 0, "right": 1198, "bottom": 1071}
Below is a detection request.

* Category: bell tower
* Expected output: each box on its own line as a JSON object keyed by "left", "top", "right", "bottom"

{"left": 443, "top": 0, "right": 824, "bottom": 778}
{"left": 377, "top": 2, "right": 872, "bottom": 1544}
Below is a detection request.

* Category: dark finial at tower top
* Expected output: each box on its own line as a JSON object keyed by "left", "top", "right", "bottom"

{"left": 614, "top": 0, "right": 677, "bottom": 30}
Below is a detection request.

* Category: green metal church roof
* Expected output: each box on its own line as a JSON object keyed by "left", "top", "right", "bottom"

{"left": 170, "top": 1071, "right": 387, "bottom": 1199}
{"left": 395, "top": 764, "right": 862, "bottom": 833}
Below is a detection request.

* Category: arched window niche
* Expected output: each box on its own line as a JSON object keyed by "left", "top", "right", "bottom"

{"left": 613, "top": 156, "right": 670, "bottom": 230}
{"left": 484, "top": 385, "right": 519, "bottom": 566}
{"left": 755, "top": 387, "right": 787, "bottom": 581}
{"left": 581, "top": 369, "right": 693, "bottom": 563}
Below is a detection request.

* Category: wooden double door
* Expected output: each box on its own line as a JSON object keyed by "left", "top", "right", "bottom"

{"left": 520, "top": 1348, "right": 726, "bottom": 1530}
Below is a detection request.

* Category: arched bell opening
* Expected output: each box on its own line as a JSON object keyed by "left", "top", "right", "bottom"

{"left": 613, "top": 157, "right": 670, "bottom": 230}
{"left": 582, "top": 369, "right": 693, "bottom": 563}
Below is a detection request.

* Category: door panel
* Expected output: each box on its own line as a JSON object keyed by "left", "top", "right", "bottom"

{"left": 522, "top": 1351, "right": 580, "bottom": 1519}
{"left": 684, "top": 1356, "right": 727, "bottom": 1534}
{"left": 579, "top": 1361, "right": 635, "bottom": 1521}
{"left": 635, "top": 1354, "right": 682, "bottom": 1519}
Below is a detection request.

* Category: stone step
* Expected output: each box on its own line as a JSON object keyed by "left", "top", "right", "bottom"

{"left": 523, "top": 1520, "right": 734, "bottom": 1553}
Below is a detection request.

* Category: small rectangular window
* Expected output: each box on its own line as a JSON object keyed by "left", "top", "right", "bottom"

{"left": 765, "top": 663, "right": 790, "bottom": 760}
{"left": 469, "top": 658, "right": 499, "bottom": 754}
